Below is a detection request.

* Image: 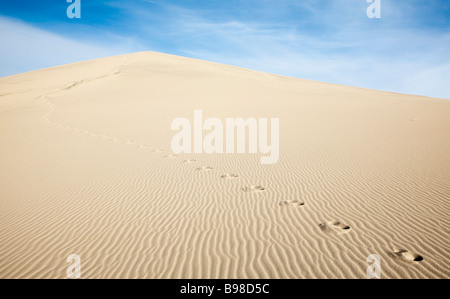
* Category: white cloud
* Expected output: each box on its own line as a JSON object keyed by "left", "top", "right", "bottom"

{"left": 0, "top": 16, "right": 138, "bottom": 77}
{"left": 154, "top": 3, "right": 450, "bottom": 99}
{"left": 2, "top": 0, "right": 450, "bottom": 99}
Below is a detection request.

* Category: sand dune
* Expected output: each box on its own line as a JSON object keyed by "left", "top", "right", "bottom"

{"left": 0, "top": 51, "right": 449, "bottom": 278}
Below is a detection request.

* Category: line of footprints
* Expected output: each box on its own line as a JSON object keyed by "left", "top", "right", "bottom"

{"left": 40, "top": 92, "right": 424, "bottom": 265}
{"left": 163, "top": 152, "right": 424, "bottom": 264}
{"left": 165, "top": 154, "right": 266, "bottom": 193}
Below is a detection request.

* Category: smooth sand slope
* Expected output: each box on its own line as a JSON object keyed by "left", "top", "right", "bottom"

{"left": 0, "top": 52, "right": 449, "bottom": 279}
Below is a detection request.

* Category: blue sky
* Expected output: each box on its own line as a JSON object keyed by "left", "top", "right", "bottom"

{"left": 1, "top": 0, "right": 449, "bottom": 98}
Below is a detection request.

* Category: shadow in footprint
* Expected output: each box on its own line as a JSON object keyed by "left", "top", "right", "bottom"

{"left": 280, "top": 200, "right": 305, "bottom": 207}
{"left": 319, "top": 221, "right": 351, "bottom": 235}
{"left": 221, "top": 174, "right": 239, "bottom": 179}
{"left": 393, "top": 248, "right": 424, "bottom": 262}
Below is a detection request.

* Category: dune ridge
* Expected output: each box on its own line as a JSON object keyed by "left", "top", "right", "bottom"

{"left": 0, "top": 52, "right": 449, "bottom": 278}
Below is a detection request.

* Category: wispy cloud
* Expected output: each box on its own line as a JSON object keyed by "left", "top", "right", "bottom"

{"left": 0, "top": 16, "right": 140, "bottom": 77}
{"left": 1, "top": 0, "right": 449, "bottom": 98}
{"left": 128, "top": 0, "right": 450, "bottom": 98}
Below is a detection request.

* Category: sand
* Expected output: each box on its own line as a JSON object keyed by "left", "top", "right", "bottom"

{"left": 0, "top": 51, "right": 449, "bottom": 279}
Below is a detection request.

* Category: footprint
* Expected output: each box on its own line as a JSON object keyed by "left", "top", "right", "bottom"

{"left": 221, "top": 174, "right": 239, "bottom": 179}
{"left": 319, "top": 221, "right": 351, "bottom": 235}
{"left": 393, "top": 248, "right": 424, "bottom": 262}
{"left": 137, "top": 145, "right": 147, "bottom": 149}
{"left": 196, "top": 166, "right": 213, "bottom": 172}
{"left": 152, "top": 149, "right": 164, "bottom": 153}
{"left": 164, "top": 154, "right": 178, "bottom": 159}
{"left": 242, "top": 186, "right": 265, "bottom": 192}
{"left": 280, "top": 200, "right": 305, "bottom": 207}
{"left": 183, "top": 159, "right": 197, "bottom": 163}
